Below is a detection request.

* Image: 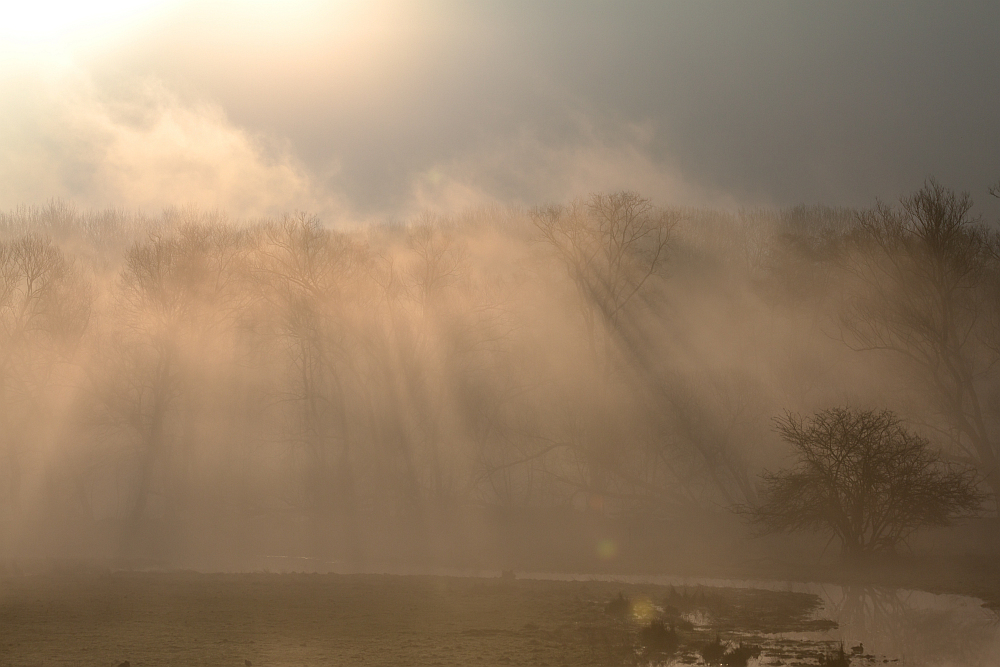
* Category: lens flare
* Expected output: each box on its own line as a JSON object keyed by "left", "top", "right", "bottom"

{"left": 632, "top": 597, "right": 655, "bottom": 622}
{"left": 597, "top": 539, "right": 617, "bottom": 561}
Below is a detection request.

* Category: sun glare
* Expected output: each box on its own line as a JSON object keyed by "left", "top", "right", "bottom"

{"left": 0, "top": 0, "right": 173, "bottom": 56}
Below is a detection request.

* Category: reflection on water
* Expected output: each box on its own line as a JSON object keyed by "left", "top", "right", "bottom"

{"left": 815, "top": 584, "right": 999, "bottom": 667}
{"left": 512, "top": 572, "right": 1000, "bottom": 667}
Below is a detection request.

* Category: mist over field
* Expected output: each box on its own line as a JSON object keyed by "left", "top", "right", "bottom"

{"left": 3, "top": 4, "right": 1000, "bottom": 666}
{"left": 0, "top": 189, "right": 996, "bottom": 575}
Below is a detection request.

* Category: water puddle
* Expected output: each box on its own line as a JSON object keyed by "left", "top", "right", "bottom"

{"left": 513, "top": 571, "right": 1000, "bottom": 666}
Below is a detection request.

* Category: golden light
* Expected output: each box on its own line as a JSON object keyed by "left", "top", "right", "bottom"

{"left": 0, "top": 0, "right": 173, "bottom": 54}
{"left": 0, "top": 0, "right": 373, "bottom": 77}
{"left": 597, "top": 538, "right": 618, "bottom": 560}
{"left": 631, "top": 597, "right": 655, "bottom": 622}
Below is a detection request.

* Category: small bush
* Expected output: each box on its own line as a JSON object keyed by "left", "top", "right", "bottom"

{"left": 700, "top": 634, "right": 726, "bottom": 664}
{"left": 604, "top": 591, "right": 630, "bottom": 619}
{"left": 639, "top": 619, "right": 678, "bottom": 655}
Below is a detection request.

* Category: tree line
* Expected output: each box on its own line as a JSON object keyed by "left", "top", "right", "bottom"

{"left": 0, "top": 181, "right": 996, "bottom": 561}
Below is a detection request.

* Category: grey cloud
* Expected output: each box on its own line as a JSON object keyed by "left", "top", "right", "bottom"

{"left": 6, "top": 0, "right": 1000, "bottom": 219}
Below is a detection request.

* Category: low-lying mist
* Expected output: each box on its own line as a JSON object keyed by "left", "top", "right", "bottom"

{"left": 0, "top": 185, "right": 996, "bottom": 573}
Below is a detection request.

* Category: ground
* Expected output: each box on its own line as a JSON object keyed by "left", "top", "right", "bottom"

{"left": 0, "top": 572, "right": 852, "bottom": 667}
{"left": 3, "top": 516, "right": 1000, "bottom": 666}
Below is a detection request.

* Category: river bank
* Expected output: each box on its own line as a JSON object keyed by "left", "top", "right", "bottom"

{"left": 708, "top": 551, "right": 1000, "bottom": 612}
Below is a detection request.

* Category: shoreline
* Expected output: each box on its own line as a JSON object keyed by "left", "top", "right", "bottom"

{"left": 5, "top": 551, "right": 997, "bottom": 612}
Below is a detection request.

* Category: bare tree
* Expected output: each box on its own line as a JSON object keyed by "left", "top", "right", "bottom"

{"left": 0, "top": 236, "right": 90, "bottom": 512}
{"left": 528, "top": 193, "right": 677, "bottom": 511}
{"left": 372, "top": 220, "right": 521, "bottom": 524}
{"left": 841, "top": 180, "right": 1000, "bottom": 500}
{"left": 97, "top": 224, "right": 248, "bottom": 548}
{"left": 746, "top": 407, "right": 982, "bottom": 558}
{"left": 533, "top": 191, "right": 674, "bottom": 368}
{"left": 251, "top": 215, "right": 372, "bottom": 557}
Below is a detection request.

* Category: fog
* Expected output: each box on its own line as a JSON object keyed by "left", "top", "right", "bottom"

{"left": 9, "top": 6, "right": 1000, "bottom": 667}
{"left": 0, "top": 188, "right": 993, "bottom": 575}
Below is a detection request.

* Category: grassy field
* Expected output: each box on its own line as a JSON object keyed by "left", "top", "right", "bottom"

{"left": 0, "top": 571, "right": 849, "bottom": 667}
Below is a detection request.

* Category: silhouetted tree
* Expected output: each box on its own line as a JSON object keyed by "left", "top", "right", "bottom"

{"left": 531, "top": 192, "right": 677, "bottom": 511}
{"left": 747, "top": 407, "right": 982, "bottom": 558}
{"left": 842, "top": 180, "right": 1000, "bottom": 500}
{"left": 0, "top": 236, "right": 90, "bottom": 511}
{"left": 251, "top": 214, "right": 372, "bottom": 556}
{"left": 533, "top": 192, "right": 674, "bottom": 364}
{"left": 97, "top": 224, "right": 249, "bottom": 548}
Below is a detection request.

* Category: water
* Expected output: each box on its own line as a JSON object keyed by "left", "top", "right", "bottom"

{"left": 254, "top": 557, "right": 1000, "bottom": 666}
{"left": 514, "top": 572, "right": 1000, "bottom": 666}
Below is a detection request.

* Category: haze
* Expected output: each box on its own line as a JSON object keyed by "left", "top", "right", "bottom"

{"left": 2, "top": 6, "right": 1000, "bottom": 666}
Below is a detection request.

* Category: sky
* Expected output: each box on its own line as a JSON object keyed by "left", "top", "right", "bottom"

{"left": 1, "top": 0, "right": 998, "bottom": 222}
